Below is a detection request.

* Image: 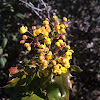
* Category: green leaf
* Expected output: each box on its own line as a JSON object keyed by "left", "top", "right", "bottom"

{"left": 11, "top": 35, "right": 17, "bottom": 41}
{"left": 70, "top": 65, "right": 83, "bottom": 72}
{"left": 46, "top": 85, "right": 62, "bottom": 100}
{"left": 0, "top": 46, "right": 3, "bottom": 55}
{"left": 2, "top": 53, "right": 8, "bottom": 57}
{"left": 15, "top": 13, "right": 24, "bottom": 19}
{"left": 21, "top": 94, "right": 44, "bottom": 100}
{"left": 46, "top": 72, "right": 72, "bottom": 100}
{"left": 2, "top": 38, "right": 8, "bottom": 48}
{"left": 0, "top": 57, "right": 7, "bottom": 67}
{"left": 3, "top": 78, "right": 20, "bottom": 88}
{"left": 55, "top": 72, "right": 71, "bottom": 100}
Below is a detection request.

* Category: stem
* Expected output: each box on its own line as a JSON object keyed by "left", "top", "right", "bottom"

{"left": 27, "top": 31, "right": 34, "bottom": 37}
{"left": 28, "top": 36, "right": 34, "bottom": 40}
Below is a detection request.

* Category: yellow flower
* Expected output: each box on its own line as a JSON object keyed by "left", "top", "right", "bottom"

{"left": 47, "top": 51, "right": 52, "bottom": 56}
{"left": 64, "top": 24, "right": 68, "bottom": 27}
{"left": 39, "top": 55, "right": 45, "bottom": 61}
{"left": 45, "top": 18, "right": 49, "bottom": 21}
{"left": 65, "top": 45, "right": 70, "bottom": 50}
{"left": 55, "top": 42, "right": 60, "bottom": 47}
{"left": 63, "top": 17, "right": 67, "bottom": 22}
{"left": 52, "top": 16, "right": 57, "bottom": 20}
{"left": 24, "top": 43, "right": 30, "bottom": 47}
{"left": 38, "top": 44, "right": 45, "bottom": 49}
{"left": 43, "top": 20, "right": 49, "bottom": 25}
{"left": 52, "top": 60, "right": 56, "bottom": 65}
{"left": 60, "top": 29, "right": 66, "bottom": 33}
{"left": 57, "top": 56, "right": 62, "bottom": 63}
{"left": 64, "top": 50, "right": 74, "bottom": 59}
{"left": 45, "top": 25, "right": 49, "bottom": 28}
{"left": 46, "top": 55, "right": 52, "bottom": 60}
{"left": 22, "top": 35, "right": 28, "bottom": 40}
{"left": 20, "top": 26, "right": 28, "bottom": 34}
{"left": 46, "top": 27, "right": 51, "bottom": 33}
{"left": 58, "top": 69, "right": 62, "bottom": 74}
{"left": 54, "top": 69, "right": 58, "bottom": 74}
{"left": 46, "top": 51, "right": 52, "bottom": 60}
{"left": 61, "top": 58, "right": 67, "bottom": 64}
{"left": 38, "top": 49, "right": 44, "bottom": 52}
{"left": 45, "top": 38, "right": 51, "bottom": 45}
{"left": 61, "top": 35, "right": 66, "bottom": 40}
{"left": 58, "top": 39, "right": 63, "bottom": 45}
{"left": 43, "top": 31, "right": 49, "bottom": 37}
{"left": 55, "top": 25, "right": 60, "bottom": 30}
{"left": 27, "top": 46, "right": 31, "bottom": 51}
{"left": 35, "top": 29, "right": 41, "bottom": 36}
{"left": 60, "top": 24, "right": 65, "bottom": 29}
{"left": 64, "top": 63, "right": 70, "bottom": 68}
{"left": 54, "top": 64, "right": 59, "bottom": 70}
{"left": 61, "top": 67, "right": 67, "bottom": 73}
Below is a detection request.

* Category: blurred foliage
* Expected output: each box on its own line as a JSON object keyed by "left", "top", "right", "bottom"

{"left": 0, "top": 0, "right": 100, "bottom": 100}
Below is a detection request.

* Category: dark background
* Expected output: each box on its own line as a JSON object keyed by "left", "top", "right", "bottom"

{"left": 0, "top": 0, "right": 100, "bottom": 100}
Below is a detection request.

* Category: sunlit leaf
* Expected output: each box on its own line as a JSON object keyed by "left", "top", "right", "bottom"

{"left": 3, "top": 78, "right": 20, "bottom": 88}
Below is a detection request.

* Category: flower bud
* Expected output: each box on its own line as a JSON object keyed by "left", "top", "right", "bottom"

{"left": 52, "top": 16, "right": 57, "bottom": 20}
{"left": 32, "top": 26, "right": 36, "bottom": 30}
{"left": 61, "top": 35, "right": 66, "bottom": 40}
{"left": 22, "top": 35, "right": 28, "bottom": 40}
{"left": 52, "top": 60, "right": 56, "bottom": 65}
{"left": 24, "top": 43, "right": 30, "bottom": 47}
{"left": 27, "top": 46, "right": 31, "bottom": 51}
{"left": 55, "top": 42, "right": 60, "bottom": 47}
{"left": 54, "top": 21, "right": 60, "bottom": 25}
{"left": 20, "top": 40, "right": 25, "bottom": 44}
{"left": 58, "top": 39, "right": 63, "bottom": 45}
{"left": 43, "top": 21, "right": 49, "bottom": 25}
{"left": 64, "top": 24, "right": 68, "bottom": 27}
{"left": 63, "top": 17, "right": 67, "bottom": 22}
{"left": 60, "top": 29, "right": 66, "bottom": 33}
{"left": 60, "top": 24, "right": 65, "bottom": 29}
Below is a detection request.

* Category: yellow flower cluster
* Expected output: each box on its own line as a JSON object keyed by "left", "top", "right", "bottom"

{"left": 19, "top": 16, "right": 74, "bottom": 76}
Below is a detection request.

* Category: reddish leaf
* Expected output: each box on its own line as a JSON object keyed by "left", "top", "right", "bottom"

{"left": 9, "top": 66, "right": 18, "bottom": 76}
